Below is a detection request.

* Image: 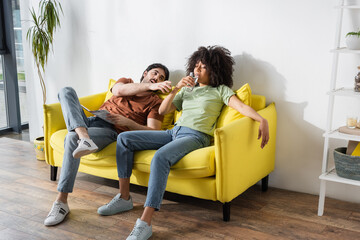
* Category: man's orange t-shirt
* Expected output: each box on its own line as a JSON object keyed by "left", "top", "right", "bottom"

{"left": 99, "top": 79, "right": 164, "bottom": 133}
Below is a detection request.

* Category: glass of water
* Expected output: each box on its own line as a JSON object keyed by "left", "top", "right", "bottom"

{"left": 186, "top": 72, "right": 198, "bottom": 92}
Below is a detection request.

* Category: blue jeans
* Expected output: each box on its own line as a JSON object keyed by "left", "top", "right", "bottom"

{"left": 57, "top": 87, "right": 118, "bottom": 193}
{"left": 116, "top": 126, "right": 211, "bottom": 210}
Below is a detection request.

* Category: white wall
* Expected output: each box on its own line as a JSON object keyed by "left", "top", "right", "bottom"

{"left": 21, "top": 0, "right": 360, "bottom": 204}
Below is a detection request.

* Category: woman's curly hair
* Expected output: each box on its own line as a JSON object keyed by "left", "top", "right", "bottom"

{"left": 186, "top": 46, "right": 234, "bottom": 88}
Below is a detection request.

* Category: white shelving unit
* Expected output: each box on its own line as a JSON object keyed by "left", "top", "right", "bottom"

{"left": 318, "top": 0, "right": 360, "bottom": 216}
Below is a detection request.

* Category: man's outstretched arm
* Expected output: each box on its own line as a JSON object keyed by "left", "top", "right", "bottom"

{"left": 112, "top": 78, "right": 171, "bottom": 97}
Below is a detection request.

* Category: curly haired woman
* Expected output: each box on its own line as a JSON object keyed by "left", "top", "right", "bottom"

{"left": 97, "top": 46, "right": 269, "bottom": 240}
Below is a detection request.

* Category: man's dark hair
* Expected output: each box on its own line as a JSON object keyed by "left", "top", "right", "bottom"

{"left": 186, "top": 46, "right": 234, "bottom": 88}
{"left": 140, "top": 63, "right": 170, "bottom": 82}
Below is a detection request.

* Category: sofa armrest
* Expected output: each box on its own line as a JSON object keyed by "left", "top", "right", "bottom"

{"left": 43, "top": 91, "right": 107, "bottom": 165}
{"left": 214, "top": 103, "right": 277, "bottom": 203}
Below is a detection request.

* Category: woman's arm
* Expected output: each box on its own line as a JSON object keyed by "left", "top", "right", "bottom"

{"left": 159, "top": 88, "right": 178, "bottom": 115}
{"left": 228, "top": 95, "right": 269, "bottom": 148}
{"left": 159, "top": 76, "right": 194, "bottom": 115}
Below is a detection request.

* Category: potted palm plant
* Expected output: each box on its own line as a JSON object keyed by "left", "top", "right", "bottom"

{"left": 26, "top": 0, "right": 63, "bottom": 160}
{"left": 346, "top": 30, "right": 360, "bottom": 50}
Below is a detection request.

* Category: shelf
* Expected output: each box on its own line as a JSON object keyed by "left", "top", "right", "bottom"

{"left": 319, "top": 168, "right": 360, "bottom": 186}
{"left": 318, "top": 1, "right": 360, "bottom": 217}
{"left": 323, "top": 129, "right": 360, "bottom": 141}
{"left": 331, "top": 47, "right": 360, "bottom": 54}
{"left": 327, "top": 88, "right": 360, "bottom": 97}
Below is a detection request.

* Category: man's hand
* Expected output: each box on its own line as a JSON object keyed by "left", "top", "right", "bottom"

{"left": 106, "top": 113, "right": 162, "bottom": 131}
{"left": 148, "top": 81, "right": 172, "bottom": 93}
{"left": 106, "top": 113, "right": 130, "bottom": 127}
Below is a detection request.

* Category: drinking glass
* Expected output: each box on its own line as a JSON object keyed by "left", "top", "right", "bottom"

{"left": 347, "top": 116, "right": 358, "bottom": 129}
{"left": 186, "top": 72, "right": 198, "bottom": 92}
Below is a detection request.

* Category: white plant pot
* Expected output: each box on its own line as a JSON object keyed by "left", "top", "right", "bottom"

{"left": 346, "top": 35, "right": 360, "bottom": 50}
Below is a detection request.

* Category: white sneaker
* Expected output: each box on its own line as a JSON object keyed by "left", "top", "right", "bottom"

{"left": 97, "top": 193, "right": 133, "bottom": 216}
{"left": 127, "top": 218, "right": 152, "bottom": 240}
{"left": 44, "top": 201, "right": 70, "bottom": 226}
{"left": 72, "top": 138, "right": 98, "bottom": 158}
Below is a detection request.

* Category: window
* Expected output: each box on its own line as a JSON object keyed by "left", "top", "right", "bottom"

{"left": 0, "top": 0, "right": 28, "bottom": 134}
{"left": 0, "top": 56, "right": 6, "bottom": 129}
{"left": 12, "top": 0, "right": 28, "bottom": 124}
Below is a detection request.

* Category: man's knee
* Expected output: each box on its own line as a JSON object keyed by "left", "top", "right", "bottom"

{"left": 117, "top": 132, "right": 132, "bottom": 147}
{"left": 58, "top": 87, "right": 76, "bottom": 100}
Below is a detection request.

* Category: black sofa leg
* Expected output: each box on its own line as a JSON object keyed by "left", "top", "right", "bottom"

{"left": 223, "top": 202, "right": 231, "bottom": 222}
{"left": 51, "top": 166, "right": 58, "bottom": 181}
{"left": 262, "top": 175, "right": 269, "bottom": 192}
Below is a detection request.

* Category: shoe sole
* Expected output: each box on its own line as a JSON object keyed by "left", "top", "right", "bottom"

{"left": 44, "top": 212, "right": 69, "bottom": 227}
{"left": 127, "top": 228, "right": 152, "bottom": 239}
{"left": 73, "top": 148, "right": 98, "bottom": 158}
{"left": 97, "top": 206, "right": 133, "bottom": 216}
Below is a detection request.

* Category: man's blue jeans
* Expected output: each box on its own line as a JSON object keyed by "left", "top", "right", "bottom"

{"left": 116, "top": 126, "right": 211, "bottom": 210}
{"left": 57, "top": 87, "right": 117, "bottom": 193}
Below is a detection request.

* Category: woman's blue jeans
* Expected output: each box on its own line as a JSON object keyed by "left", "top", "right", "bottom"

{"left": 116, "top": 126, "right": 211, "bottom": 210}
{"left": 57, "top": 87, "right": 117, "bottom": 193}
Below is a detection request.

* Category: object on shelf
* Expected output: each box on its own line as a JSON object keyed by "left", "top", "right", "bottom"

{"left": 333, "top": 147, "right": 360, "bottom": 181}
{"left": 346, "top": 140, "right": 359, "bottom": 155}
{"left": 339, "top": 126, "right": 360, "bottom": 135}
{"left": 355, "top": 66, "right": 360, "bottom": 92}
{"left": 346, "top": 30, "right": 360, "bottom": 50}
{"left": 351, "top": 142, "right": 360, "bottom": 156}
{"left": 346, "top": 116, "right": 357, "bottom": 128}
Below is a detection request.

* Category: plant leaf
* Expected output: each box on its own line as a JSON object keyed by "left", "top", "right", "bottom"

{"left": 26, "top": 0, "right": 63, "bottom": 104}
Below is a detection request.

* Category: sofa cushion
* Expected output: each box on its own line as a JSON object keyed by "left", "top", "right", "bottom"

{"left": 251, "top": 94, "right": 266, "bottom": 111}
{"left": 50, "top": 129, "right": 118, "bottom": 167}
{"left": 50, "top": 129, "right": 215, "bottom": 178}
{"left": 104, "top": 79, "right": 174, "bottom": 130}
{"left": 216, "top": 83, "right": 252, "bottom": 128}
{"left": 134, "top": 146, "right": 215, "bottom": 178}
{"left": 104, "top": 79, "right": 117, "bottom": 102}
{"left": 156, "top": 91, "right": 175, "bottom": 130}
{"left": 173, "top": 110, "right": 182, "bottom": 123}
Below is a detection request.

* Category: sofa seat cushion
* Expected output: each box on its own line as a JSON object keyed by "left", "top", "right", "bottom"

{"left": 50, "top": 129, "right": 118, "bottom": 167}
{"left": 134, "top": 146, "right": 215, "bottom": 178}
{"left": 50, "top": 129, "right": 216, "bottom": 178}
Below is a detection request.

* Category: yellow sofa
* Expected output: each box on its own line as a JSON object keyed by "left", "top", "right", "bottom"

{"left": 43, "top": 80, "right": 277, "bottom": 221}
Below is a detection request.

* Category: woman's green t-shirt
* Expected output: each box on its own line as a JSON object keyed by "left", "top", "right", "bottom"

{"left": 172, "top": 85, "right": 235, "bottom": 136}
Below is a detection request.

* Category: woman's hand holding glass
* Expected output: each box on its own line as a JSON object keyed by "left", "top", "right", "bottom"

{"left": 176, "top": 75, "right": 197, "bottom": 89}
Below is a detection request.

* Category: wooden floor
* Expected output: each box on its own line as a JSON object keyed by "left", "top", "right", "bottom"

{"left": 0, "top": 136, "right": 359, "bottom": 240}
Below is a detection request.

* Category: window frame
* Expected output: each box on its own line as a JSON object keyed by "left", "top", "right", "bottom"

{"left": 0, "top": 0, "right": 27, "bottom": 134}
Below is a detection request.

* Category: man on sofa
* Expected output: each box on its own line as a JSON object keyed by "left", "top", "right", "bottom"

{"left": 44, "top": 63, "right": 171, "bottom": 226}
